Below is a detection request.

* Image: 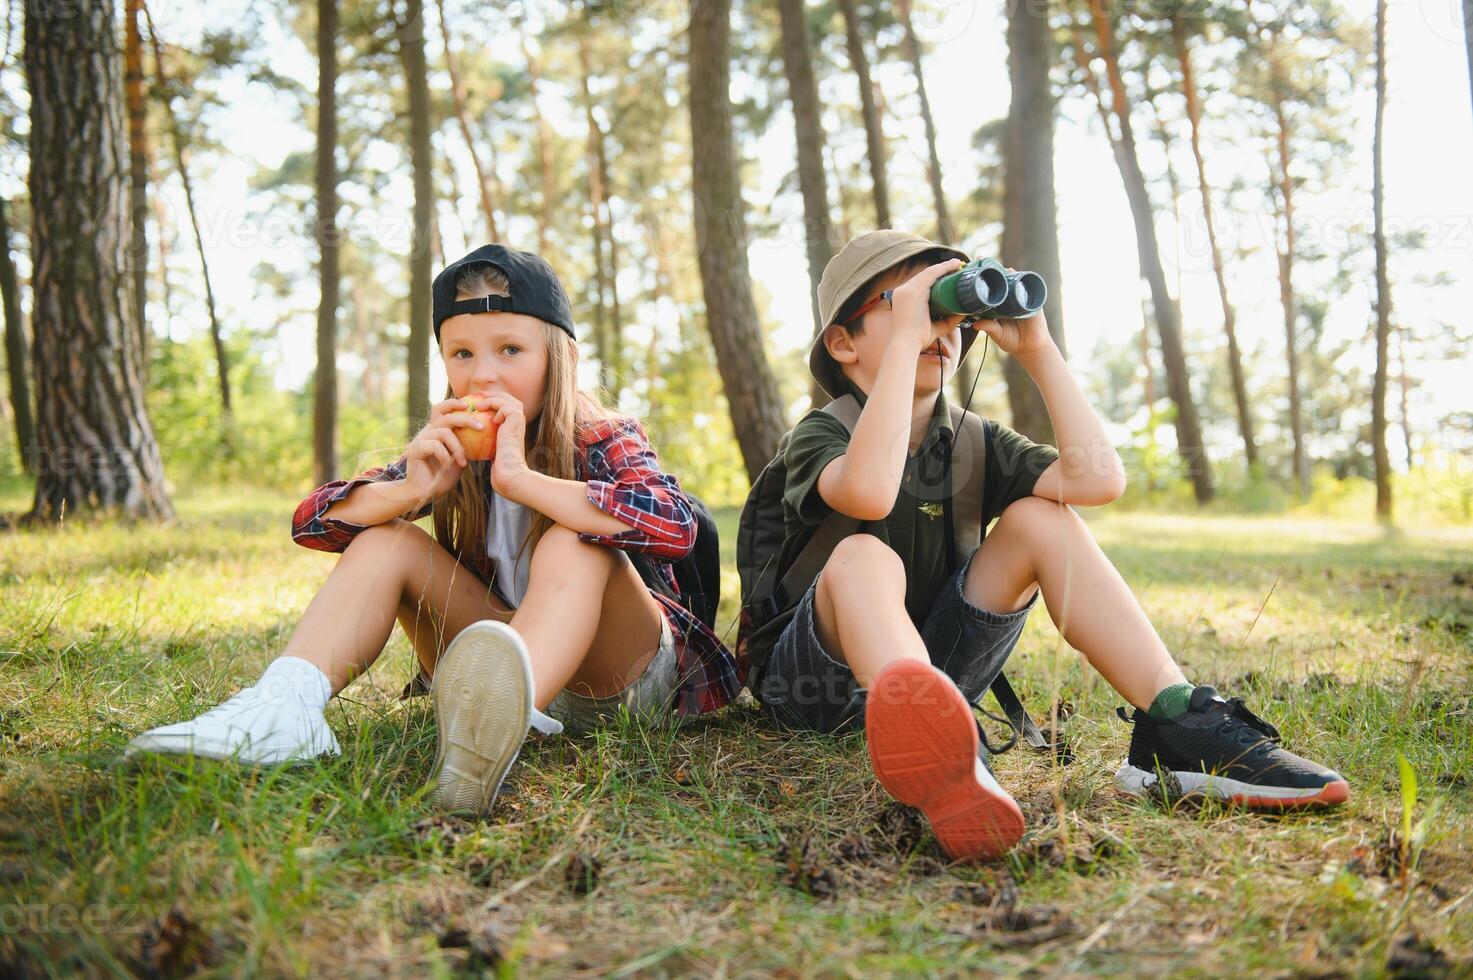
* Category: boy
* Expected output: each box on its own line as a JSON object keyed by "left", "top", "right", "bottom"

{"left": 744, "top": 231, "right": 1347, "bottom": 861}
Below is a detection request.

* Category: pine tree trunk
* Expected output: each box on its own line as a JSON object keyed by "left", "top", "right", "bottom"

{"left": 315, "top": 0, "right": 339, "bottom": 486}
{"left": 518, "top": 28, "right": 555, "bottom": 257}
{"left": 144, "top": 8, "right": 232, "bottom": 435}
{"left": 1371, "top": 0, "right": 1392, "bottom": 517}
{"left": 398, "top": 0, "right": 433, "bottom": 438}
{"left": 894, "top": 0, "right": 952, "bottom": 244}
{"left": 0, "top": 197, "right": 35, "bottom": 474}
{"left": 577, "top": 33, "right": 614, "bottom": 395}
{"left": 1266, "top": 70, "right": 1307, "bottom": 498}
{"left": 435, "top": 0, "right": 500, "bottom": 242}
{"left": 1464, "top": 0, "right": 1473, "bottom": 125}
{"left": 777, "top": 0, "right": 835, "bottom": 410}
{"left": 23, "top": 0, "right": 172, "bottom": 522}
{"left": 1001, "top": 0, "right": 1065, "bottom": 444}
{"left": 1087, "top": 0, "right": 1212, "bottom": 502}
{"left": 1172, "top": 13, "right": 1255, "bottom": 468}
{"left": 837, "top": 0, "right": 890, "bottom": 228}
{"left": 125, "top": 0, "right": 149, "bottom": 378}
{"left": 688, "top": 0, "right": 787, "bottom": 479}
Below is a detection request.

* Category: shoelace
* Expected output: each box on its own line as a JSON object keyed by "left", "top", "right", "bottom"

{"left": 1113, "top": 698, "right": 1282, "bottom": 748}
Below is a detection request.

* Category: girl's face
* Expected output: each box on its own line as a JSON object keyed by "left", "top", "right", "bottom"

{"left": 439, "top": 311, "right": 550, "bottom": 418}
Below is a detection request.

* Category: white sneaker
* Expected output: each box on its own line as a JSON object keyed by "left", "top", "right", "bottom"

{"left": 125, "top": 685, "right": 341, "bottom": 765}
{"left": 427, "top": 620, "right": 561, "bottom": 815}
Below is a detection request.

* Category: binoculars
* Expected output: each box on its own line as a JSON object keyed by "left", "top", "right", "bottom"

{"left": 929, "top": 257, "right": 1046, "bottom": 321}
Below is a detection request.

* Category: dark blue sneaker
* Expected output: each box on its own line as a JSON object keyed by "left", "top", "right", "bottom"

{"left": 1115, "top": 685, "right": 1349, "bottom": 809}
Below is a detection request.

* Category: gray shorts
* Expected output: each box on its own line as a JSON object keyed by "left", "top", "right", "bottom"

{"left": 545, "top": 612, "right": 680, "bottom": 735}
{"left": 753, "top": 546, "right": 1038, "bottom": 734}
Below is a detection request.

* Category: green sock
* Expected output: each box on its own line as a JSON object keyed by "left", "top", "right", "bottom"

{"left": 1146, "top": 682, "right": 1195, "bottom": 720}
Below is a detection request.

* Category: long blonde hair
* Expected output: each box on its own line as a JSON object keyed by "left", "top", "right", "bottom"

{"left": 431, "top": 263, "right": 609, "bottom": 582}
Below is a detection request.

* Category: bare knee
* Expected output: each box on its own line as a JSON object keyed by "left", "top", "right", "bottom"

{"left": 529, "top": 523, "right": 615, "bottom": 574}
{"left": 818, "top": 533, "right": 904, "bottom": 601}
{"left": 992, "top": 496, "right": 1081, "bottom": 544}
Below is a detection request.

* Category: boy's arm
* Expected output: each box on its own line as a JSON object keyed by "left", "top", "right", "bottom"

{"left": 984, "top": 313, "right": 1126, "bottom": 506}
{"left": 817, "top": 258, "right": 964, "bottom": 521}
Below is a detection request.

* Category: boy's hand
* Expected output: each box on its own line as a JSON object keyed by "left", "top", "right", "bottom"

{"left": 887, "top": 257, "right": 963, "bottom": 355}
{"left": 972, "top": 267, "right": 1056, "bottom": 361}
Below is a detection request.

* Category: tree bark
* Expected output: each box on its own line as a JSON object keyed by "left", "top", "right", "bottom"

{"left": 518, "top": 27, "right": 555, "bottom": 257}
{"left": 1264, "top": 42, "right": 1308, "bottom": 499}
{"left": 837, "top": 0, "right": 890, "bottom": 228}
{"left": 1086, "top": 0, "right": 1212, "bottom": 502}
{"left": 0, "top": 197, "right": 35, "bottom": 474}
{"left": 23, "top": 0, "right": 172, "bottom": 522}
{"left": 894, "top": 0, "right": 953, "bottom": 244}
{"left": 435, "top": 0, "right": 500, "bottom": 242}
{"left": 1372, "top": 0, "right": 1392, "bottom": 517}
{"left": 124, "top": 0, "right": 149, "bottom": 378}
{"left": 1172, "top": 12, "right": 1255, "bottom": 468}
{"left": 688, "top": 0, "right": 787, "bottom": 479}
{"left": 315, "top": 0, "right": 339, "bottom": 486}
{"left": 1000, "top": 0, "right": 1066, "bottom": 444}
{"left": 397, "top": 0, "right": 433, "bottom": 438}
{"left": 777, "top": 0, "right": 835, "bottom": 409}
{"left": 143, "top": 4, "right": 232, "bottom": 435}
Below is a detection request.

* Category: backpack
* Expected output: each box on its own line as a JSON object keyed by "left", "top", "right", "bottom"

{"left": 735, "top": 394, "right": 1049, "bottom": 753}
{"left": 631, "top": 492, "right": 722, "bottom": 632}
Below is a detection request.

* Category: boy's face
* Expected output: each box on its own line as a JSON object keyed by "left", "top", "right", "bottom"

{"left": 439, "top": 311, "right": 550, "bottom": 419}
{"left": 822, "top": 264, "right": 971, "bottom": 398}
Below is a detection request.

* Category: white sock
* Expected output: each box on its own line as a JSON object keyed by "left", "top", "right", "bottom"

{"left": 529, "top": 706, "right": 563, "bottom": 736}
{"left": 255, "top": 656, "right": 333, "bottom": 712}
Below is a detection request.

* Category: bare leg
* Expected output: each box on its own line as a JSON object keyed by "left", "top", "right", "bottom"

{"left": 284, "top": 519, "right": 512, "bottom": 695}
{"left": 810, "top": 533, "right": 928, "bottom": 687}
{"left": 962, "top": 496, "right": 1187, "bottom": 709}
{"left": 510, "top": 524, "right": 666, "bottom": 708}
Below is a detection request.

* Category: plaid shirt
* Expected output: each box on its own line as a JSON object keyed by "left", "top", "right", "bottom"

{"left": 291, "top": 416, "right": 739, "bottom": 717}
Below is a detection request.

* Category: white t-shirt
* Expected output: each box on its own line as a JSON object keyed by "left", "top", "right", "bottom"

{"left": 487, "top": 490, "right": 533, "bottom": 608}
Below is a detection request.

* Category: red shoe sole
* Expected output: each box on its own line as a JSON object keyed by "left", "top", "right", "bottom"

{"left": 1229, "top": 779, "right": 1351, "bottom": 810}
{"left": 865, "top": 659, "right": 1025, "bottom": 862}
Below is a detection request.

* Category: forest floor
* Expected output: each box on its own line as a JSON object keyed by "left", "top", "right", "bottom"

{"left": 1, "top": 484, "right": 1470, "bottom": 977}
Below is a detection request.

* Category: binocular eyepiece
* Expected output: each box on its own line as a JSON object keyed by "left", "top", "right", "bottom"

{"left": 929, "top": 257, "right": 1046, "bottom": 321}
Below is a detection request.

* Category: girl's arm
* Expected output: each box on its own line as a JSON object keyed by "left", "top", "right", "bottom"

{"left": 292, "top": 456, "right": 433, "bottom": 553}
{"left": 499, "top": 470, "right": 636, "bottom": 537}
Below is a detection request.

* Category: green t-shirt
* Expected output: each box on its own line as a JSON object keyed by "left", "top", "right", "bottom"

{"left": 747, "top": 388, "right": 1059, "bottom": 681}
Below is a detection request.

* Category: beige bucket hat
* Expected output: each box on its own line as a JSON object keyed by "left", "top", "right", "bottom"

{"left": 809, "top": 230, "right": 970, "bottom": 398}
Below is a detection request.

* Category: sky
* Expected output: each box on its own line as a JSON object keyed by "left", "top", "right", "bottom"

{"left": 12, "top": 0, "right": 1468, "bottom": 464}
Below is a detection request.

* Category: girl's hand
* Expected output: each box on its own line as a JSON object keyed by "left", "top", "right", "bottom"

{"left": 402, "top": 396, "right": 485, "bottom": 504}
{"left": 887, "top": 257, "right": 964, "bottom": 355}
{"left": 971, "top": 267, "right": 1056, "bottom": 360}
{"left": 478, "top": 393, "right": 531, "bottom": 499}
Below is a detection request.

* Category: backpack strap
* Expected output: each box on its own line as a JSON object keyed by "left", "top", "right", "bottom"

{"left": 947, "top": 405, "right": 986, "bottom": 557}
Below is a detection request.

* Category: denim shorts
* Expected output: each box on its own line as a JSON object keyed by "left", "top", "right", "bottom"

{"left": 546, "top": 612, "right": 680, "bottom": 735}
{"left": 753, "top": 547, "right": 1038, "bottom": 734}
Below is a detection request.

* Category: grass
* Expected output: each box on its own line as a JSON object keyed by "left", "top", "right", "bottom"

{"left": 0, "top": 482, "right": 1470, "bottom": 976}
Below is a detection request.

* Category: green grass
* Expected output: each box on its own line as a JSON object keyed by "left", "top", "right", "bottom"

{"left": 1, "top": 484, "right": 1470, "bottom": 976}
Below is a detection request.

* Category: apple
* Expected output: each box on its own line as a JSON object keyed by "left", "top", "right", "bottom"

{"left": 457, "top": 396, "right": 500, "bottom": 461}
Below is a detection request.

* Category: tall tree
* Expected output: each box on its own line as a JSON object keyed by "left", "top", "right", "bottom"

{"left": 1083, "top": 0, "right": 1213, "bottom": 502}
{"left": 1371, "top": 0, "right": 1392, "bottom": 517}
{"left": 1169, "top": 7, "right": 1256, "bottom": 467}
{"left": 315, "top": 0, "right": 340, "bottom": 486}
{"left": 1465, "top": 0, "right": 1473, "bottom": 124}
{"left": 777, "top": 0, "right": 835, "bottom": 408}
{"left": 435, "top": 0, "right": 500, "bottom": 242}
{"left": 23, "top": 0, "right": 172, "bottom": 521}
{"left": 143, "top": 5, "right": 232, "bottom": 435}
{"left": 516, "top": 23, "right": 556, "bottom": 257}
{"left": 836, "top": 0, "right": 890, "bottom": 227}
{"left": 1000, "top": 0, "right": 1066, "bottom": 444}
{"left": 894, "top": 0, "right": 953, "bottom": 244}
{"left": 1258, "top": 17, "right": 1308, "bottom": 499}
{"left": 575, "top": 27, "right": 624, "bottom": 397}
{"left": 396, "top": 0, "right": 433, "bottom": 437}
{"left": 688, "top": 0, "right": 787, "bottom": 479}
{"left": 124, "top": 0, "right": 149, "bottom": 377}
{"left": 0, "top": 197, "right": 34, "bottom": 474}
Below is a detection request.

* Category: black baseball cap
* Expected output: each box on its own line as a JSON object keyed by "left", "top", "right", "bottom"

{"left": 431, "top": 244, "right": 577, "bottom": 344}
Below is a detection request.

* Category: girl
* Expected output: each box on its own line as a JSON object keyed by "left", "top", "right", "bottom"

{"left": 127, "top": 245, "right": 740, "bottom": 815}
